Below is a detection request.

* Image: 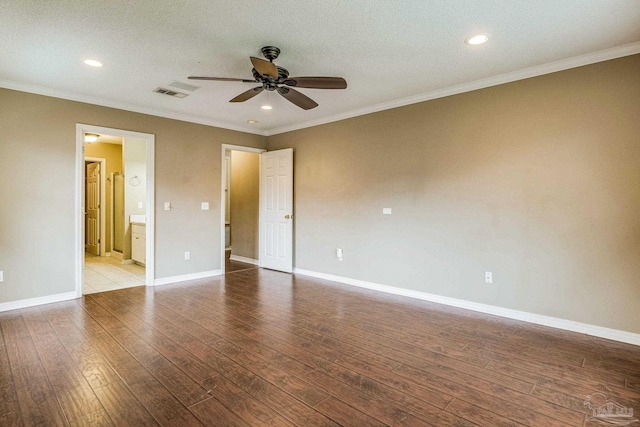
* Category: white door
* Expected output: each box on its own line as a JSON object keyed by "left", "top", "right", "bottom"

{"left": 260, "top": 148, "right": 293, "bottom": 272}
{"left": 86, "top": 162, "right": 100, "bottom": 255}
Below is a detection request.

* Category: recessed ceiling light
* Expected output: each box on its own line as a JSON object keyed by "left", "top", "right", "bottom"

{"left": 261, "top": 105, "right": 273, "bottom": 110}
{"left": 83, "top": 59, "right": 103, "bottom": 67}
{"left": 247, "top": 120, "right": 258, "bottom": 124}
{"left": 465, "top": 34, "right": 489, "bottom": 45}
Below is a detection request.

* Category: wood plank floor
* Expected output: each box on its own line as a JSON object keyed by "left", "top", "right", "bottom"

{"left": 1, "top": 268, "right": 639, "bottom": 426}
{"left": 225, "top": 258, "right": 258, "bottom": 274}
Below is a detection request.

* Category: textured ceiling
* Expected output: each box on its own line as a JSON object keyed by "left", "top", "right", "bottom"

{"left": 1, "top": 1, "right": 639, "bottom": 135}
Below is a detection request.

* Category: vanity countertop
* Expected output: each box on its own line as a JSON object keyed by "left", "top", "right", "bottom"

{"left": 130, "top": 214, "right": 146, "bottom": 226}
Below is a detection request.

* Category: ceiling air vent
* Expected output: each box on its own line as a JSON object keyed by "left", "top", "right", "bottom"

{"left": 153, "top": 87, "right": 188, "bottom": 98}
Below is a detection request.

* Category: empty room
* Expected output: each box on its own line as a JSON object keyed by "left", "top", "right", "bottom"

{"left": 1, "top": 1, "right": 639, "bottom": 426}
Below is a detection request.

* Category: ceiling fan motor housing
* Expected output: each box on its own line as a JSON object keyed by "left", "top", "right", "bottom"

{"left": 276, "top": 66, "right": 289, "bottom": 79}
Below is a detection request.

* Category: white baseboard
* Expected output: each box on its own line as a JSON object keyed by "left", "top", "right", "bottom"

{"left": 0, "top": 291, "right": 78, "bottom": 313}
{"left": 229, "top": 255, "right": 259, "bottom": 265}
{"left": 154, "top": 270, "right": 222, "bottom": 286}
{"left": 293, "top": 268, "right": 640, "bottom": 346}
{"left": 105, "top": 252, "right": 112, "bottom": 257}
{"left": 121, "top": 259, "right": 135, "bottom": 265}
{"left": 111, "top": 251, "right": 123, "bottom": 261}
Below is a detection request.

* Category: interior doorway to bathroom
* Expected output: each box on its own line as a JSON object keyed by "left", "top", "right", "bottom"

{"left": 82, "top": 133, "right": 147, "bottom": 294}
{"left": 76, "top": 124, "right": 155, "bottom": 297}
{"left": 223, "top": 147, "right": 262, "bottom": 273}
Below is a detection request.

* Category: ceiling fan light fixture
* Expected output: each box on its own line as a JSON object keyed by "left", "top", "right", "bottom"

{"left": 84, "top": 133, "right": 99, "bottom": 143}
{"left": 465, "top": 34, "right": 489, "bottom": 45}
{"left": 261, "top": 105, "right": 273, "bottom": 110}
{"left": 247, "top": 120, "right": 258, "bottom": 124}
{"left": 83, "top": 59, "right": 103, "bottom": 67}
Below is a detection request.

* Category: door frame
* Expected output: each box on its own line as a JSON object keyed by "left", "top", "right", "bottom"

{"left": 75, "top": 124, "right": 155, "bottom": 297}
{"left": 220, "top": 144, "right": 266, "bottom": 274}
{"left": 84, "top": 157, "right": 106, "bottom": 256}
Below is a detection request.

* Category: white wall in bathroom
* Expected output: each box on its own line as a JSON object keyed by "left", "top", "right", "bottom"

{"left": 123, "top": 137, "right": 147, "bottom": 259}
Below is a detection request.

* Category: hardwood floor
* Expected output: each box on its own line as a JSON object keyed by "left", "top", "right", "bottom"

{"left": 225, "top": 258, "right": 258, "bottom": 274}
{"left": 1, "top": 268, "right": 638, "bottom": 426}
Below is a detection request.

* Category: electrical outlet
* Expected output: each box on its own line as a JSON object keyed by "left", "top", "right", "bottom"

{"left": 164, "top": 202, "right": 171, "bottom": 211}
{"left": 138, "top": 201, "right": 143, "bottom": 209}
{"left": 201, "top": 202, "right": 209, "bottom": 210}
{"left": 184, "top": 251, "right": 190, "bottom": 260}
{"left": 383, "top": 208, "right": 392, "bottom": 215}
{"left": 485, "top": 271, "right": 493, "bottom": 284}
{"left": 0, "top": 271, "right": 3, "bottom": 282}
{"left": 336, "top": 248, "right": 343, "bottom": 261}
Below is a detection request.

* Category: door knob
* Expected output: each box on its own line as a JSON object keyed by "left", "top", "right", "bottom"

{"left": 285, "top": 214, "right": 292, "bottom": 219}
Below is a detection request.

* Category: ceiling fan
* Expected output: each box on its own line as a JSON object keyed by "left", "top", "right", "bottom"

{"left": 189, "top": 46, "right": 347, "bottom": 110}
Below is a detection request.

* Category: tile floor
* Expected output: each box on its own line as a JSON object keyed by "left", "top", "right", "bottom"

{"left": 83, "top": 253, "right": 146, "bottom": 295}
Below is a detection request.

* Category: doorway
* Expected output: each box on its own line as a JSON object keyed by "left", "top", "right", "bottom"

{"left": 76, "top": 124, "right": 155, "bottom": 297}
{"left": 223, "top": 146, "right": 263, "bottom": 273}
{"left": 83, "top": 135, "right": 147, "bottom": 294}
{"left": 220, "top": 145, "right": 294, "bottom": 275}
{"left": 84, "top": 158, "right": 105, "bottom": 256}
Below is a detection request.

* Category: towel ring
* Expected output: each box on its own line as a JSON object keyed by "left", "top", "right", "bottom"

{"left": 129, "top": 175, "right": 141, "bottom": 186}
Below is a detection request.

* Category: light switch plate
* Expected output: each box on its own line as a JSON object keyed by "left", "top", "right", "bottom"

{"left": 138, "top": 202, "right": 143, "bottom": 209}
{"left": 383, "top": 208, "right": 392, "bottom": 215}
{"left": 0, "top": 271, "right": 3, "bottom": 282}
{"left": 164, "top": 202, "right": 171, "bottom": 211}
{"left": 201, "top": 202, "right": 209, "bottom": 210}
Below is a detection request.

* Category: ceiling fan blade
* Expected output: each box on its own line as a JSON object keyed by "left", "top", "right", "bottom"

{"left": 230, "top": 86, "right": 264, "bottom": 103}
{"left": 250, "top": 57, "right": 278, "bottom": 78}
{"left": 188, "top": 76, "right": 256, "bottom": 82}
{"left": 277, "top": 87, "right": 318, "bottom": 110}
{"left": 282, "top": 77, "right": 347, "bottom": 89}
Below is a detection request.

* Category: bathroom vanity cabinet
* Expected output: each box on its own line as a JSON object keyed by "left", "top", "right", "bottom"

{"left": 131, "top": 223, "right": 146, "bottom": 265}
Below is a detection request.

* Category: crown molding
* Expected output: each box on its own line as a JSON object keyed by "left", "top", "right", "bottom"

{"left": 265, "top": 42, "right": 640, "bottom": 136}
{"left": 0, "top": 79, "right": 268, "bottom": 136}
{"left": 2, "top": 42, "right": 638, "bottom": 138}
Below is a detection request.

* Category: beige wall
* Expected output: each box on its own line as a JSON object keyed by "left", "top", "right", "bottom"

{"left": 84, "top": 141, "right": 123, "bottom": 252}
{"left": 230, "top": 151, "right": 260, "bottom": 260}
{"left": 1, "top": 54, "right": 639, "bottom": 335}
{"left": 267, "top": 54, "right": 640, "bottom": 334}
{"left": 0, "top": 88, "right": 266, "bottom": 305}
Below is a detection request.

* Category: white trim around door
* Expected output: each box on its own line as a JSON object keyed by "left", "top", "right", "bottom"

{"left": 76, "top": 124, "right": 155, "bottom": 298}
